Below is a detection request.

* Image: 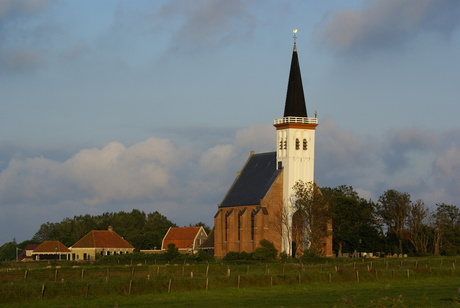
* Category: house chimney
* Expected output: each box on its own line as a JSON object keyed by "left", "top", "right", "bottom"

{"left": 108, "top": 226, "right": 113, "bottom": 232}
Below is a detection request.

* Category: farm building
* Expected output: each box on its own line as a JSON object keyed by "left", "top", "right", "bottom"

{"left": 32, "top": 241, "right": 71, "bottom": 261}
{"left": 161, "top": 226, "right": 208, "bottom": 254}
{"left": 69, "top": 226, "right": 134, "bottom": 261}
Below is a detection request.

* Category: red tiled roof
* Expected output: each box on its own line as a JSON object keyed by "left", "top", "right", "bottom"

{"left": 71, "top": 230, "right": 134, "bottom": 249}
{"left": 33, "top": 241, "right": 70, "bottom": 253}
{"left": 162, "top": 227, "right": 201, "bottom": 249}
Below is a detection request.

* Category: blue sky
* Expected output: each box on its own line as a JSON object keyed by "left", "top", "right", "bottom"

{"left": 1, "top": 0, "right": 460, "bottom": 244}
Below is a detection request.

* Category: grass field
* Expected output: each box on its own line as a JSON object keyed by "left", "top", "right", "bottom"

{"left": 2, "top": 257, "right": 460, "bottom": 307}
{"left": 3, "top": 277, "right": 459, "bottom": 307}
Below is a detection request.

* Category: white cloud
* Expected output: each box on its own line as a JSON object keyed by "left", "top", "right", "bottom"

{"left": 433, "top": 146, "right": 460, "bottom": 192}
{"left": 2, "top": 121, "right": 460, "bottom": 243}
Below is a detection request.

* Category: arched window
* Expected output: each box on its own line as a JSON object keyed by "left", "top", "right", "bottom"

{"left": 225, "top": 210, "right": 233, "bottom": 242}
{"left": 296, "top": 138, "right": 300, "bottom": 150}
{"left": 251, "top": 210, "right": 257, "bottom": 241}
{"left": 303, "top": 139, "right": 308, "bottom": 150}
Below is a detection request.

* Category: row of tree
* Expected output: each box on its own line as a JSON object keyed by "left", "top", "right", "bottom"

{"left": 293, "top": 182, "right": 460, "bottom": 256}
{"left": 0, "top": 210, "right": 211, "bottom": 261}
{"left": 2, "top": 184, "right": 459, "bottom": 261}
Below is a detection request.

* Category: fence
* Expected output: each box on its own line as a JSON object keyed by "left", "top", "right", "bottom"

{"left": 0, "top": 258, "right": 458, "bottom": 304}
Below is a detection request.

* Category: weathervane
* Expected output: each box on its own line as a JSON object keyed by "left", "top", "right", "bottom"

{"left": 293, "top": 29, "right": 298, "bottom": 50}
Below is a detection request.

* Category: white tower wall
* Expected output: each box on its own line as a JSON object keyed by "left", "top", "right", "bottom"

{"left": 274, "top": 118, "right": 317, "bottom": 255}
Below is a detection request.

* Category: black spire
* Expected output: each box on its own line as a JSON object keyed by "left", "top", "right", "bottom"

{"left": 283, "top": 43, "right": 307, "bottom": 117}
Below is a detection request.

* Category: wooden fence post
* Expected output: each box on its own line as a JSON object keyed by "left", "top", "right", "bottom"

{"left": 328, "top": 272, "right": 332, "bottom": 283}
{"left": 237, "top": 275, "right": 241, "bottom": 288}
{"left": 86, "top": 284, "right": 90, "bottom": 297}
{"left": 206, "top": 278, "right": 209, "bottom": 291}
{"left": 128, "top": 280, "right": 132, "bottom": 295}
{"left": 81, "top": 268, "right": 84, "bottom": 280}
{"left": 356, "top": 271, "right": 359, "bottom": 283}
{"left": 168, "top": 278, "right": 172, "bottom": 293}
{"left": 24, "top": 269, "right": 28, "bottom": 280}
{"left": 41, "top": 284, "right": 46, "bottom": 299}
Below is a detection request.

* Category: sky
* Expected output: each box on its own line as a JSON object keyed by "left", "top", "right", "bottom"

{"left": 1, "top": 0, "right": 460, "bottom": 244}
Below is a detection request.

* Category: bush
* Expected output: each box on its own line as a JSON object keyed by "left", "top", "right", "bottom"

{"left": 164, "top": 243, "right": 179, "bottom": 261}
{"left": 195, "top": 250, "right": 215, "bottom": 262}
{"left": 299, "top": 249, "right": 326, "bottom": 263}
{"left": 252, "top": 239, "right": 278, "bottom": 261}
{"left": 223, "top": 251, "right": 253, "bottom": 261}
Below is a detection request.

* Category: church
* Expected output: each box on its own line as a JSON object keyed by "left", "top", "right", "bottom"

{"left": 213, "top": 36, "right": 333, "bottom": 258}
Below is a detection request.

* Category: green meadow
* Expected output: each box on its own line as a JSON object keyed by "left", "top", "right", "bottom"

{"left": 1, "top": 257, "right": 460, "bottom": 307}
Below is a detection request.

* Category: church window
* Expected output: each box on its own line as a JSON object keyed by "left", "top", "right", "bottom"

{"left": 279, "top": 140, "right": 283, "bottom": 150}
{"left": 224, "top": 212, "right": 228, "bottom": 242}
{"left": 295, "top": 138, "right": 300, "bottom": 150}
{"left": 237, "top": 215, "right": 241, "bottom": 241}
{"left": 303, "top": 139, "right": 308, "bottom": 150}
{"left": 251, "top": 210, "right": 256, "bottom": 241}
{"left": 225, "top": 210, "right": 233, "bottom": 242}
{"left": 283, "top": 140, "right": 287, "bottom": 149}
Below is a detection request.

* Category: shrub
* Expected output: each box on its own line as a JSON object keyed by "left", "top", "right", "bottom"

{"left": 195, "top": 250, "right": 215, "bottom": 262}
{"left": 252, "top": 239, "right": 278, "bottom": 261}
{"left": 164, "top": 243, "right": 179, "bottom": 261}
{"left": 223, "top": 251, "right": 253, "bottom": 261}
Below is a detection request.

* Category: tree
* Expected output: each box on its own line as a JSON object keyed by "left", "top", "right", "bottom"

{"left": 433, "top": 203, "right": 460, "bottom": 255}
{"left": 407, "top": 199, "right": 431, "bottom": 255}
{"left": 31, "top": 209, "right": 177, "bottom": 250}
{"left": 0, "top": 241, "right": 17, "bottom": 261}
{"left": 292, "top": 181, "right": 331, "bottom": 256}
{"left": 322, "top": 185, "right": 381, "bottom": 256}
{"left": 189, "top": 222, "right": 211, "bottom": 234}
{"left": 377, "top": 190, "right": 411, "bottom": 254}
{"left": 144, "top": 211, "right": 177, "bottom": 249}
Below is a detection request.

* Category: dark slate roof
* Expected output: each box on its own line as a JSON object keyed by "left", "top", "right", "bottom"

{"left": 220, "top": 152, "right": 281, "bottom": 207}
{"left": 283, "top": 43, "right": 308, "bottom": 117}
{"left": 199, "top": 227, "right": 214, "bottom": 250}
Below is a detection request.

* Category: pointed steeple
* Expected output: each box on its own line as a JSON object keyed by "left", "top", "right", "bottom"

{"left": 283, "top": 42, "right": 307, "bottom": 117}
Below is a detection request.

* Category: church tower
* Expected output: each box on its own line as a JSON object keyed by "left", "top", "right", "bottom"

{"left": 274, "top": 34, "right": 318, "bottom": 255}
